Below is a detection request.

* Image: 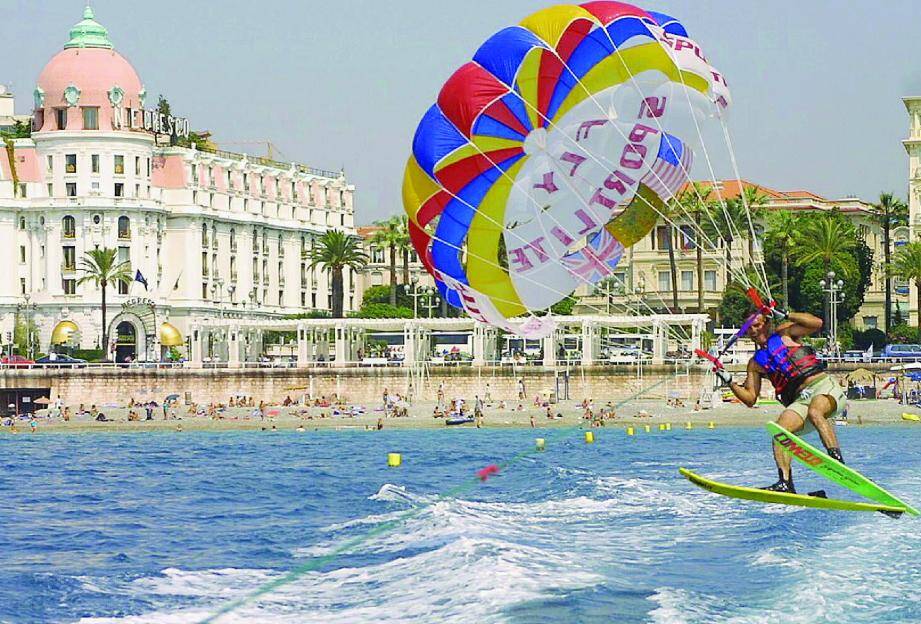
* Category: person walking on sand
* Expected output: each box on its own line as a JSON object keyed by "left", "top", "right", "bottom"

{"left": 484, "top": 383, "right": 492, "bottom": 403}
{"left": 517, "top": 378, "right": 525, "bottom": 400}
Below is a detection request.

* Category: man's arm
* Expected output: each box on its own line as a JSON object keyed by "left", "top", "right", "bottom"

{"left": 724, "top": 359, "right": 763, "bottom": 408}
{"left": 777, "top": 312, "right": 823, "bottom": 340}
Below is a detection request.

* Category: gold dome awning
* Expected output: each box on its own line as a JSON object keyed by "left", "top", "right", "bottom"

{"left": 50, "top": 320, "right": 79, "bottom": 345}
{"left": 159, "top": 322, "right": 184, "bottom": 347}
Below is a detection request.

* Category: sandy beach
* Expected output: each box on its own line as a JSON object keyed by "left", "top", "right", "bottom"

{"left": 4, "top": 396, "right": 918, "bottom": 434}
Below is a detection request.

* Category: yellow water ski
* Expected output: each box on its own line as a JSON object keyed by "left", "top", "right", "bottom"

{"left": 902, "top": 413, "right": 920, "bottom": 422}
{"left": 679, "top": 468, "right": 906, "bottom": 515}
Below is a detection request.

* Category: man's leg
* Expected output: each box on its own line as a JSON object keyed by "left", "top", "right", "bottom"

{"left": 807, "top": 394, "right": 843, "bottom": 462}
{"left": 767, "top": 409, "right": 805, "bottom": 491}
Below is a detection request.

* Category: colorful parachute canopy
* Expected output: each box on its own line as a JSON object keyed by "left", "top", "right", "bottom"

{"left": 403, "top": 2, "right": 730, "bottom": 337}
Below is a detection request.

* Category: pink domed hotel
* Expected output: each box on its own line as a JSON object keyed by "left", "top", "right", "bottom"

{"left": 0, "top": 7, "right": 356, "bottom": 363}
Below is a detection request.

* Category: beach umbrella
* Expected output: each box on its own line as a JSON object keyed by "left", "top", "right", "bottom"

{"left": 34, "top": 397, "right": 51, "bottom": 405}
{"left": 165, "top": 394, "right": 180, "bottom": 402}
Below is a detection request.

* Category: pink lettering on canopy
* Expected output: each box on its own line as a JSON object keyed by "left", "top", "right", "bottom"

{"left": 638, "top": 97, "right": 667, "bottom": 119}
{"left": 620, "top": 143, "right": 647, "bottom": 169}
{"left": 711, "top": 71, "right": 728, "bottom": 87}
{"left": 674, "top": 39, "right": 694, "bottom": 53}
{"left": 551, "top": 226, "right": 575, "bottom": 246}
{"left": 560, "top": 152, "right": 587, "bottom": 177}
{"left": 602, "top": 170, "right": 635, "bottom": 196}
{"left": 589, "top": 188, "right": 617, "bottom": 211}
{"left": 508, "top": 247, "right": 533, "bottom": 272}
{"left": 533, "top": 172, "right": 558, "bottom": 194}
{"left": 575, "top": 208, "right": 597, "bottom": 235}
{"left": 454, "top": 282, "right": 489, "bottom": 323}
{"left": 576, "top": 119, "right": 607, "bottom": 141}
{"left": 526, "top": 237, "right": 549, "bottom": 263}
{"left": 628, "top": 124, "right": 659, "bottom": 143}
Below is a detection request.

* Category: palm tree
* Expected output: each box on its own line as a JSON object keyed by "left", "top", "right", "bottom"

{"left": 892, "top": 241, "right": 921, "bottom": 331}
{"left": 738, "top": 186, "right": 769, "bottom": 264}
{"left": 791, "top": 213, "right": 858, "bottom": 278}
{"left": 370, "top": 217, "right": 403, "bottom": 305}
{"left": 77, "top": 248, "right": 132, "bottom": 356}
{"left": 397, "top": 215, "right": 412, "bottom": 286}
{"left": 871, "top": 193, "right": 908, "bottom": 334}
{"left": 671, "top": 182, "right": 711, "bottom": 312}
{"left": 764, "top": 211, "right": 800, "bottom": 307}
{"left": 306, "top": 230, "right": 367, "bottom": 318}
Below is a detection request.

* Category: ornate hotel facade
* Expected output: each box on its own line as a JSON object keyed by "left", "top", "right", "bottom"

{"left": 0, "top": 8, "right": 356, "bottom": 362}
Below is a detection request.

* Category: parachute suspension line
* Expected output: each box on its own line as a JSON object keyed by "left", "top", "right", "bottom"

{"left": 651, "top": 35, "right": 764, "bottom": 295}
{"left": 425, "top": 100, "right": 700, "bottom": 343}
{"left": 720, "top": 119, "right": 773, "bottom": 300}
{"left": 596, "top": 25, "right": 757, "bottom": 278}
{"left": 449, "top": 108, "right": 698, "bottom": 344}
{"left": 510, "top": 33, "right": 758, "bottom": 292}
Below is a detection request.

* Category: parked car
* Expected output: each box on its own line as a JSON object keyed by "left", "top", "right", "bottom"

{"left": 882, "top": 344, "right": 921, "bottom": 360}
{"left": 35, "top": 354, "right": 87, "bottom": 368}
{"left": 0, "top": 355, "right": 34, "bottom": 368}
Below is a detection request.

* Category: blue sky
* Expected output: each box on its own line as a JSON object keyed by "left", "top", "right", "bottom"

{"left": 5, "top": 1, "right": 921, "bottom": 222}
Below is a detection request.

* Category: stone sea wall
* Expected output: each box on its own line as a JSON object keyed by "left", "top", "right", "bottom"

{"left": 0, "top": 363, "right": 869, "bottom": 406}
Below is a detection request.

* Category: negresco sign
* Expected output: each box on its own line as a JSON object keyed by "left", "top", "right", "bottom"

{"left": 112, "top": 106, "right": 190, "bottom": 138}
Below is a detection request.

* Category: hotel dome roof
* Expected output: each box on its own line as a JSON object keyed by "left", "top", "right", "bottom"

{"left": 34, "top": 6, "right": 145, "bottom": 131}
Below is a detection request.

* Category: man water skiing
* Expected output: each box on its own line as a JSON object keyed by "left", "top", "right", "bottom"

{"left": 716, "top": 304, "right": 846, "bottom": 493}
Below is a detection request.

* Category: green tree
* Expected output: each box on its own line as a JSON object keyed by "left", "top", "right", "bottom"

{"left": 370, "top": 217, "right": 404, "bottom": 306}
{"left": 397, "top": 215, "right": 412, "bottom": 286}
{"left": 791, "top": 211, "right": 858, "bottom": 278}
{"left": 350, "top": 303, "right": 414, "bottom": 319}
{"left": 361, "top": 285, "right": 413, "bottom": 309}
{"left": 892, "top": 241, "right": 921, "bottom": 331}
{"left": 670, "top": 182, "right": 714, "bottom": 312}
{"left": 735, "top": 186, "right": 770, "bottom": 264}
{"left": 763, "top": 210, "right": 800, "bottom": 307}
{"left": 306, "top": 230, "right": 367, "bottom": 318}
{"left": 0, "top": 120, "right": 31, "bottom": 140}
{"left": 870, "top": 193, "right": 909, "bottom": 334}
{"left": 76, "top": 248, "right": 133, "bottom": 355}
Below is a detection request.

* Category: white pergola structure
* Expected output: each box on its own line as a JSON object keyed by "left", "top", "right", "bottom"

{"left": 187, "top": 313, "right": 708, "bottom": 368}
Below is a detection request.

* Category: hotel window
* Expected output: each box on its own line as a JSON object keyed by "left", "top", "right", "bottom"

{"left": 653, "top": 226, "right": 670, "bottom": 250}
{"left": 147, "top": 159, "right": 152, "bottom": 177}
{"left": 62, "top": 246, "right": 76, "bottom": 270}
{"left": 658, "top": 271, "right": 671, "bottom": 292}
{"left": 191, "top": 164, "right": 198, "bottom": 184}
{"left": 202, "top": 283, "right": 209, "bottom": 300}
{"left": 135, "top": 184, "right": 140, "bottom": 198}
{"left": 62, "top": 278, "right": 76, "bottom": 295}
{"left": 54, "top": 108, "right": 67, "bottom": 130}
{"left": 680, "top": 225, "right": 696, "bottom": 250}
{"left": 230, "top": 228, "right": 237, "bottom": 251}
{"left": 291, "top": 181, "right": 296, "bottom": 199}
{"left": 202, "top": 223, "right": 209, "bottom": 246}
{"left": 17, "top": 183, "right": 27, "bottom": 198}
{"left": 243, "top": 173, "right": 249, "bottom": 192}
{"left": 47, "top": 183, "right": 53, "bottom": 197}
{"left": 114, "top": 155, "right": 125, "bottom": 174}
{"left": 202, "top": 252, "right": 209, "bottom": 277}
{"left": 91, "top": 154, "right": 100, "bottom": 173}
{"left": 82, "top": 106, "right": 99, "bottom": 130}
{"left": 311, "top": 293, "right": 317, "bottom": 308}
{"left": 19, "top": 246, "right": 26, "bottom": 263}
{"left": 114, "top": 183, "right": 124, "bottom": 197}
{"left": 704, "top": 270, "right": 717, "bottom": 291}
{"left": 62, "top": 215, "right": 75, "bottom": 238}
{"left": 135, "top": 156, "right": 141, "bottom": 176}
{"left": 301, "top": 292, "right": 306, "bottom": 306}
{"left": 681, "top": 270, "right": 693, "bottom": 291}
{"left": 47, "top": 155, "right": 53, "bottom": 172}
{"left": 863, "top": 316, "right": 878, "bottom": 330}
{"left": 19, "top": 216, "right": 26, "bottom": 230}
{"left": 65, "top": 154, "right": 77, "bottom": 174}
{"left": 66, "top": 182, "right": 77, "bottom": 197}
{"left": 118, "top": 216, "right": 131, "bottom": 239}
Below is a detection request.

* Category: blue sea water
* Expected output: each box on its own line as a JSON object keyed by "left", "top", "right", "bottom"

{"left": 1, "top": 425, "right": 919, "bottom": 624}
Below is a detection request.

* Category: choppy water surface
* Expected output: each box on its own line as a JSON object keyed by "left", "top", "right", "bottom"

{"left": 1, "top": 425, "right": 919, "bottom": 624}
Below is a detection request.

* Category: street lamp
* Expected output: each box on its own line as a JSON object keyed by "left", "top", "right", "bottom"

{"left": 409, "top": 275, "right": 435, "bottom": 318}
{"left": 18, "top": 294, "right": 37, "bottom": 360}
{"left": 819, "top": 271, "right": 845, "bottom": 354}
